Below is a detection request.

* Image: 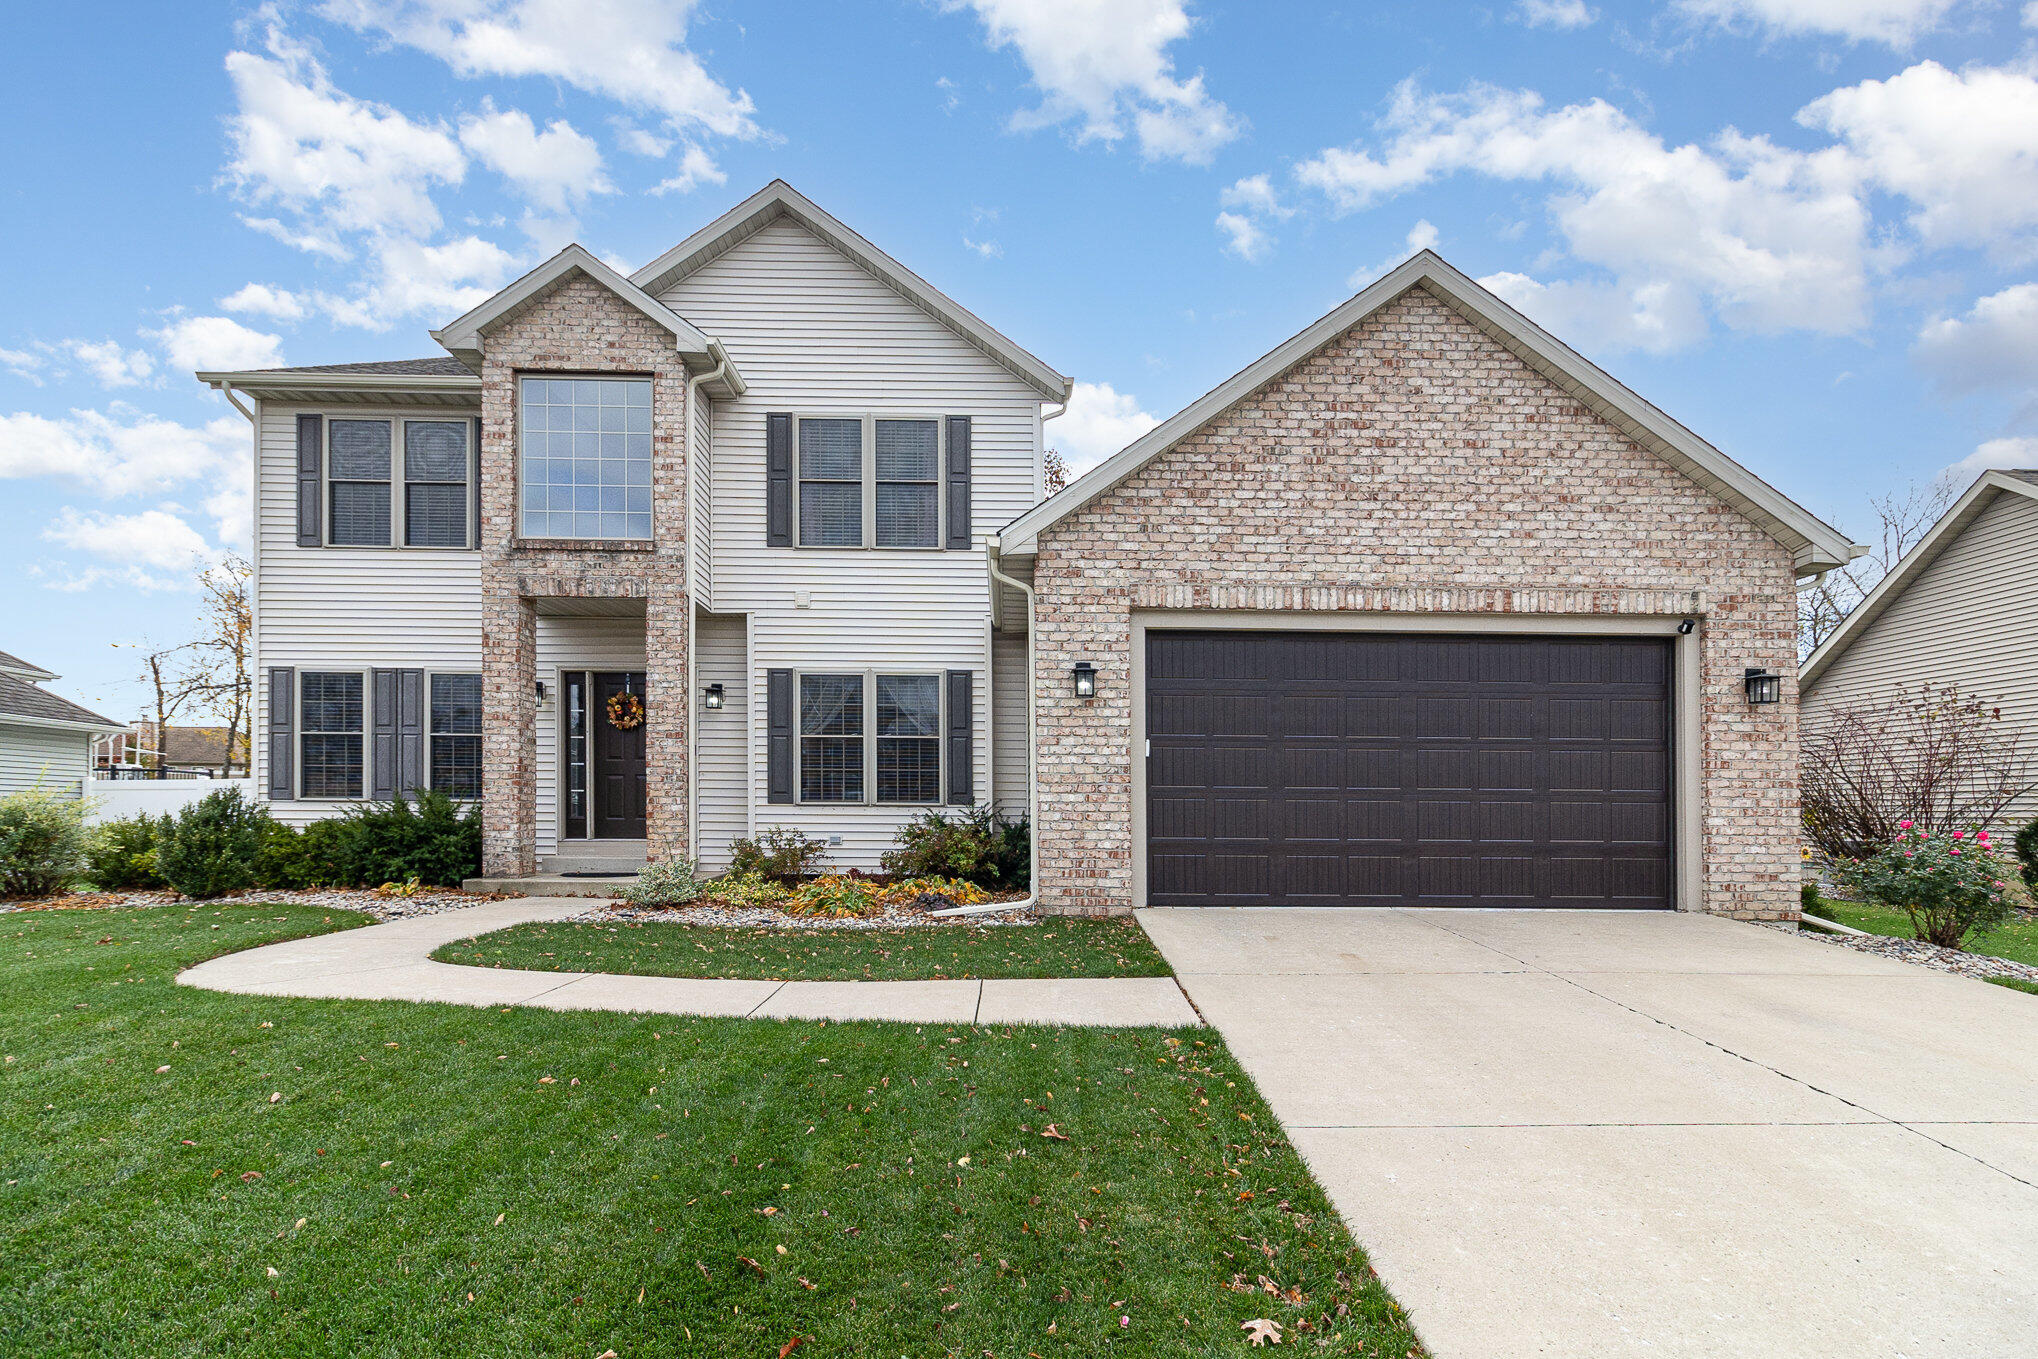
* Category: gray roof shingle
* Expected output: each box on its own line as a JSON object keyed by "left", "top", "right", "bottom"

{"left": 246, "top": 358, "right": 473, "bottom": 377}
{"left": 2002, "top": 470, "right": 2038, "bottom": 488}
{"left": 0, "top": 672, "right": 120, "bottom": 729}
{"left": 0, "top": 648, "right": 51, "bottom": 677}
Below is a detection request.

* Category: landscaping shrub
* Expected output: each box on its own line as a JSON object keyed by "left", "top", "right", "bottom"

{"left": 622, "top": 856, "right": 704, "bottom": 909}
{"left": 784, "top": 875, "right": 879, "bottom": 918}
{"left": 881, "top": 807, "right": 1029, "bottom": 889}
{"left": 1836, "top": 822, "right": 2016, "bottom": 950}
{"left": 2018, "top": 816, "right": 2038, "bottom": 895}
{"left": 872, "top": 877, "right": 990, "bottom": 911}
{"left": 84, "top": 812, "right": 170, "bottom": 890}
{"left": 0, "top": 786, "right": 90, "bottom": 898}
{"left": 251, "top": 817, "right": 350, "bottom": 890}
{"left": 155, "top": 786, "right": 267, "bottom": 899}
{"left": 1798, "top": 880, "right": 1836, "bottom": 922}
{"left": 727, "top": 826, "right": 830, "bottom": 885}
{"left": 329, "top": 792, "right": 481, "bottom": 888}
{"left": 704, "top": 870, "right": 790, "bottom": 908}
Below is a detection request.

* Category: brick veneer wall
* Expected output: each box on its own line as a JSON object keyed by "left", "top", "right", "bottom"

{"left": 1030, "top": 286, "right": 1802, "bottom": 920}
{"left": 476, "top": 273, "right": 693, "bottom": 875}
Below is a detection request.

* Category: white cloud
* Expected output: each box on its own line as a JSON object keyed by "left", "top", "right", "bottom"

{"left": 1515, "top": 0, "right": 1597, "bottom": 28}
{"left": 0, "top": 407, "right": 246, "bottom": 497}
{"left": 224, "top": 23, "right": 466, "bottom": 237}
{"left": 238, "top": 215, "right": 353, "bottom": 261}
{"left": 1349, "top": 219, "right": 1441, "bottom": 288}
{"left": 0, "top": 347, "right": 45, "bottom": 384}
{"left": 318, "top": 0, "right": 760, "bottom": 139}
{"left": 221, "top": 282, "right": 311, "bottom": 321}
{"left": 650, "top": 144, "right": 725, "bottom": 196}
{"left": 1220, "top": 173, "right": 1293, "bottom": 219}
{"left": 316, "top": 234, "right": 518, "bottom": 330}
{"left": 1480, "top": 270, "right": 1711, "bottom": 353}
{"left": 2027, "top": 0, "right": 2038, "bottom": 27}
{"left": 1675, "top": 0, "right": 1967, "bottom": 46}
{"left": 1215, "top": 210, "right": 1270, "bottom": 261}
{"left": 43, "top": 508, "right": 219, "bottom": 574}
{"left": 1800, "top": 61, "right": 2038, "bottom": 257}
{"left": 611, "top": 119, "right": 671, "bottom": 157}
{"left": 148, "top": 315, "right": 285, "bottom": 373}
{"left": 62, "top": 340, "right": 156, "bottom": 389}
{"left": 951, "top": 0, "right": 1241, "bottom": 164}
{"left": 1291, "top": 79, "right": 1872, "bottom": 349}
{"left": 1913, "top": 283, "right": 2038, "bottom": 396}
{"left": 963, "top": 235, "right": 1003, "bottom": 259}
{"left": 458, "top": 103, "right": 612, "bottom": 212}
{"left": 1053, "top": 380, "right": 1160, "bottom": 471}
{"left": 1941, "top": 436, "right": 2038, "bottom": 483}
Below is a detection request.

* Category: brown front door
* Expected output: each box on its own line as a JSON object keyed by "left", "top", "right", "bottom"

{"left": 1146, "top": 632, "right": 1673, "bottom": 908}
{"left": 591, "top": 672, "right": 647, "bottom": 839}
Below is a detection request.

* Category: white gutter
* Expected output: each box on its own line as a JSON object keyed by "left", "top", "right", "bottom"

{"left": 932, "top": 533, "right": 1038, "bottom": 917}
{"left": 682, "top": 340, "right": 734, "bottom": 862}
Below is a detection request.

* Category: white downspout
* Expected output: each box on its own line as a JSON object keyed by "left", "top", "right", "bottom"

{"left": 932, "top": 533, "right": 1038, "bottom": 917}
{"left": 682, "top": 341, "right": 733, "bottom": 864}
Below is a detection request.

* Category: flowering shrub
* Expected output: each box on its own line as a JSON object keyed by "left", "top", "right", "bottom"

{"left": 784, "top": 875, "right": 879, "bottom": 918}
{"left": 1837, "top": 822, "right": 2015, "bottom": 949}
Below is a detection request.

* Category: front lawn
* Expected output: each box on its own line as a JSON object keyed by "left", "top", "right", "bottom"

{"left": 1812, "top": 897, "right": 2038, "bottom": 965}
{"left": 0, "top": 903, "right": 1420, "bottom": 1357}
{"left": 433, "top": 916, "right": 1174, "bottom": 981}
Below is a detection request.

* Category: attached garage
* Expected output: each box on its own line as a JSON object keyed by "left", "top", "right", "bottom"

{"left": 1143, "top": 631, "right": 1674, "bottom": 908}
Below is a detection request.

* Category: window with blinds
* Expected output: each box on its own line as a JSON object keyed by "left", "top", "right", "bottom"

{"left": 328, "top": 420, "right": 393, "bottom": 546}
{"left": 429, "top": 673, "right": 482, "bottom": 798}
{"left": 799, "top": 672, "right": 864, "bottom": 802}
{"left": 795, "top": 670, "right": 943, "bottom": 804}
{"left": 404, "top": 421, "right": 470, "bottom": 548}
{"left": 798, "top": 418, "right": 863, "bottom": 547}
{"left": 518, "top": 376, "right": 653, "bottom": 540}
{"left": 874, "top": 420, "right": 939, "bottom": 548}
{"left": 300, "top": 671, "right": 364, "bottom": 798}
{"left": 875, "top": 673, "right": 941, "bottom": 801}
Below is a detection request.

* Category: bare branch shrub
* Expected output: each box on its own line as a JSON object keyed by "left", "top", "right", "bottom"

{"left": 1798, "top": 479, "right": 1955, "bottom": 659}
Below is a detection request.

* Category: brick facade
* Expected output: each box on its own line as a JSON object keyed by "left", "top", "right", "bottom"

{"left": 476, "top": 273, "right": 693, "bottom": 875}
{"left": 1030, "top": 286, "right": 1801, "bottom": 920}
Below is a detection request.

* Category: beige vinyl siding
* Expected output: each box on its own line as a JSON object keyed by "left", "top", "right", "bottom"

{"left": 660, "top": 217, "right": 1040, "bottom": 866}
{"left": 992, "top": 632, "right": 1028, "bottom": 818}
{"left": 1804, "top": 488, "right": 2038, "bottom": 828}
{"left": 534, "top": 616, "right": 648, "bottom": 859}
{"left": 0, "top": 723, "right": 91, "bottom": 797}
{"left": 253, "top": 404, "right": 484, "bottom": 828}
{"left": 696, "top": 613, "right": 749, "bottom": 871}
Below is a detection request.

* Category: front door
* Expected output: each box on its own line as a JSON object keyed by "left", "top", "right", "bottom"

{"left": 591, "top": 671, "right": 647, "bottom": 839}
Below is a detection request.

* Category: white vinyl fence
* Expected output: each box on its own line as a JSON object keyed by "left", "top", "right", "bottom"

{"left": 85, "top": 777, "right": 254, "bottom": 825}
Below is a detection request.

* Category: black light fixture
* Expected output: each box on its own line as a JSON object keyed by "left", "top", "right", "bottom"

{"left": 1743, "top": 667, "right": 1782, "bottom": 705}
{"left": 1071, "top": 661, "right": 1098, "bottom": 700}
{"left": 534, "top": 679, "right": 547, "bottom": 701}
{"left": 1677, "top": 618, "right": 1696, "bottom": 635}
{"left": 703, "top": 682, "right": 725, "bottom": 710}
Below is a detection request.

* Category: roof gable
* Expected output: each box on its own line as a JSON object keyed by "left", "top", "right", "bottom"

{"left": 629, "top": 180, "right": 1069, "bottom": 402}
{"left": 0, "top": 649, "right": 56, "bottom": 682}
{"left": 1801, "top": 469, "right": 2038, "bottom": 688}
{"left": 999, "top": 250, "right": 1862, "bottom": 575}
{"left": 0, "top": 671, "right": 121, "bottom": 731}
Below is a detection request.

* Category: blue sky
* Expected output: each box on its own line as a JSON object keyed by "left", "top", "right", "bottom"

{"left": 4, "top": 0, "right": 2037, "bottom": 717}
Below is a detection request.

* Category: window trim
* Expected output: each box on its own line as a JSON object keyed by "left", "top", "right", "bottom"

{"left": 402, "top": 419, "right": 476, "bottom": 550}
{"left": 792, "top": 667, "right": 946, "bottom": 805}
{"left": 514, "top": 372, "right": 657, "bottom": 545}
{"left": 319, "top": 414, "right": 477, "bottom": 551}
{"left": 297, "top": 668, "right": 368, "bottom": 802}
{"left": 791, "top": 413, "right": 947, "bottom": 551}
{"left": 426, "top": 670, "right": 483, "bottom": 801}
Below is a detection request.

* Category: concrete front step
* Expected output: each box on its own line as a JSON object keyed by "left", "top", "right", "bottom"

{"left": 464, "top": 873, "right": 637, "bottom": 897}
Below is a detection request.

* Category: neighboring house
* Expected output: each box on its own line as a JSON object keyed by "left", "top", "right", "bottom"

{"left": 198, "top": 180, "right": 1858, "bottom": 918}
{"left": 1800, "top": 469, "right": 2038, "bottom": 831}
{"left": 96, "top": 722, "right": 250, "bottom": 776}
{"left": 0, "top": 650, "right": 124, "bottom": 798}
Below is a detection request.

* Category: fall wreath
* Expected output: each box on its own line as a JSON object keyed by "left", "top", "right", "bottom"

{"left": 605, "top": 691, "right": 645, "bottom": 731}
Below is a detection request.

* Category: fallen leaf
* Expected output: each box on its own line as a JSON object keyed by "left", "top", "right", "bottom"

{"left": 777, "top": 1338, "right": 805, "bottom": 1359}
{"left": 268, "top": 1092, "right": 281, "bottom": 1104}
{"left": 736, "top": 1255, "right": 767, "bottom": 1276}
{"left": 1039, "top": 1124, "right": 1070, "bottom": 1141}
{"left": 156, "top": 1065, "right": 171, "bottom": 1074}
{"left": 294, "top": 1218, "right": 306, "bottom": 1230}
{"left": 240, "top": 1171, "right": 262, "bottom": 1182}
{"left": 1242, "top": 1317, "right": 1284, "bottom": 1347}
{"left": 265, "top": 1267, "right": 278, "bottom": 1278}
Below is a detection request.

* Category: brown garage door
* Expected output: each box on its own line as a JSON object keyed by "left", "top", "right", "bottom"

{"left": 1146, "top": 631, "right": 1673, "bottom": 908}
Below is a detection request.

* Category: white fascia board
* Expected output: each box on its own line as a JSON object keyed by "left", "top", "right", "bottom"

{"left": 630, "top": 180, "right": 1071, "bottom": 402}
{"left": 1000, "top": 250, "right": 1863, "bottom": 576}
{"left": 1800, "top": 471, "right": 2038, "bottom": 689}
{"left": 199, "top": 371, "right": 480, "bottom": 394}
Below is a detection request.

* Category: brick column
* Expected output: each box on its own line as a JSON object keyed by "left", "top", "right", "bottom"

{"left": 645, "top": 592, "right": 690, "bottom": 861}
{"left": 481, "top": 593, "right": 537, "bottom": 876}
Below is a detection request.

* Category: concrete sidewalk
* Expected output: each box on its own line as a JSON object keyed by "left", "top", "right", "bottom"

{"left": 177, "top": 900, "right": 1200, "bottom": 1027}
{"left": 1140, "top": 907, "right": 2038, "bottom": 1359}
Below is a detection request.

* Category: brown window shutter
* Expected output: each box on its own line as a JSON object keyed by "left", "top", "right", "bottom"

{"left": 944, "top": 416, "right": 971, "bottom": 551}
{"left": 296, "top": 414, "right": 323, "bottom": 547}
{"left": 766, "top": 413, "right": 793, "bottom": 547}
{"left": 767, "top": 668, "right": 794, "bottom": 803}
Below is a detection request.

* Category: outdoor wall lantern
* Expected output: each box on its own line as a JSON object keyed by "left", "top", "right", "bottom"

{"left": 1743, "top": 668, "right": 1782, "bottom": 705}
{"left": 1071, "top": 661, "right": 1098, "bottom": 700}
{"left": 534, "top": 680, "right": 547, "bottom": 701}
{"left": 703, "top": 683, "right": 725, "bottom": 710}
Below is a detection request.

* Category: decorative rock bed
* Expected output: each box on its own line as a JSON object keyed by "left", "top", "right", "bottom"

{"left": 1798, "top": 922, "right": 2038, "bottom": 985}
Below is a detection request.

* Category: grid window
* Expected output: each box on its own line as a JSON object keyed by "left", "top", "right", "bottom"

{"left": 874, "top": 420, "right": 939, "bottom": 548}
{"left": 799, "top": 673, "right": 864, "bottom": 802}
{"left": 404, "top": 421, "right": 470, "bottom": 548}
{"left": 300, "top": 671, "right": 364, "bottom": 798}
{"left": 329, "top": 420, "right": 393, "bottom": 545}
{"left": 798, "top": 418, "right": 863, "bottom": 547}
{"left": 518, "top": 376, "right": 653, "bottom": 541}
{"left": 429, "top": 673, "right": 482, "bottom": 799}
{"left": 875, "top": 673, "right": 941, "bottom": 802}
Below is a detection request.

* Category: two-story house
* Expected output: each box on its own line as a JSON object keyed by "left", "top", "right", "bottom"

{"left": 204, "top": 180, "right": 1860, "bottom": 919}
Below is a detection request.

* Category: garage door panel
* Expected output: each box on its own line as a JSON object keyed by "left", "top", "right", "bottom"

{"left": 1146, "top": 631, "right": 1673, "bottom": 908}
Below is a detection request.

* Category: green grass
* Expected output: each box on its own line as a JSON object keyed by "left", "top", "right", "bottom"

{"left": 1811, "top": 897, "right": 2038, "bottom": 965}
{"left": 1987, "top": 977, "right": 2038, "bottom": 996}
{"left": 0, "top": 903, "right": 1420, "bottom": 1357}
{"left": 432, "top": 916, "right": 1174, "bottom": 981}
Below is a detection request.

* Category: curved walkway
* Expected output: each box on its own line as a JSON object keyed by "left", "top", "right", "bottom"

{"left": 177, "top": 899, "right": 1201, "bottom": 1027}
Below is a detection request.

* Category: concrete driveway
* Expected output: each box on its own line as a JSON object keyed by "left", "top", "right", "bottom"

{"left": 1138, "top": 907, "right": 2038, "bottom": 1358}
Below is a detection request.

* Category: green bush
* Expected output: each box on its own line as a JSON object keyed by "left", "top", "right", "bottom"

{"left": 1836, "top": 823, "right": 2016, "bottom": 950}
{"left": 155, "top": 786, "right": 267, "bottom": 899}
{"left": 622, "top": 856, "right": 704, "bottom": 908}
{"left": 784, "top": 875, "right": 878, "bottom": 918}
{"left": 251, "top": 817, "right": 333, "bottom": 890}
{"left": 704, "top": 870, "right": 790, "bottom": 908}
{"left": 1799, "top": 880, "right": 1836, "bottom": 922}
{"left": 84, "top": 813, "right": 170, "bottom": 890}
{"left": 2018, "top": 817, "right": 2038, "bottom": 895}
{"left": 881, "top": 807, "right": 1029, "bottom": 889}
{"left": 0, "top": 786, "right": 90, "bottom": 898}
{"left": 727, "top": 826, "right": 830, "bottom": 885}
{"left": 329, "top": 792, "right": 481, "bottom": 888}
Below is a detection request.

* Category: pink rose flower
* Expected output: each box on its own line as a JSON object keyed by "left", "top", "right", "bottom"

{"left": 1898, "top": 820, "right": 1913, "bottom": 830}
{"left": 1976, "top": 832, "right": 1990, "bottom": 844}
{"left": 1953, "top": 831, "right": 1967, "bottom": 840}
{"left": 1950, "top": 847, "right": 1962, "bottom": 856}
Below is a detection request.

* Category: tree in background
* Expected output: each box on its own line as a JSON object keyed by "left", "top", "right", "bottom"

{"left": 1044, "top": 447, "right": 1069, "bottom": 495}
{"left": 184, "top": 555, "right": 252, "bottom": 777}
{"left": 116, "top": 639, "right": 200, "bottom": 778}
{"left": 1798, "top": 479, "right": 1954, "bottom": 660}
